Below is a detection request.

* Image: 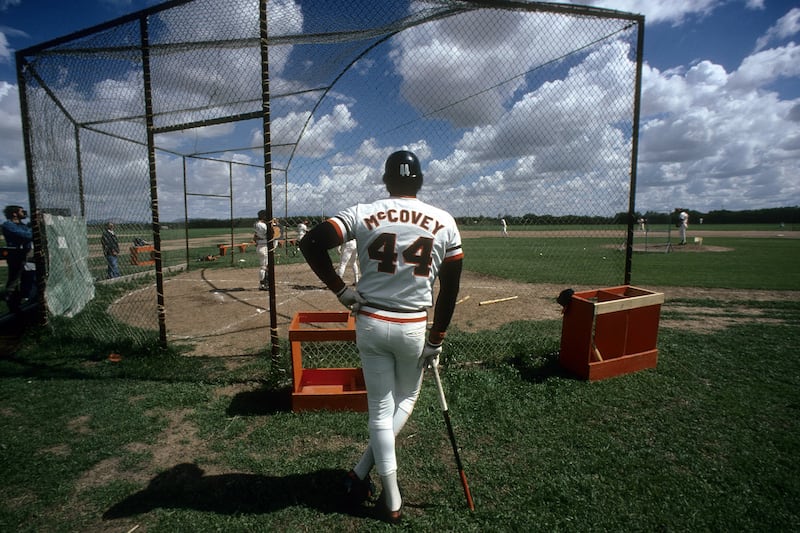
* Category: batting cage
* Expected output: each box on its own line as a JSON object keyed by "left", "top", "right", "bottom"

{"left": 15, "top": 0, "right": 644, "bottom": 363}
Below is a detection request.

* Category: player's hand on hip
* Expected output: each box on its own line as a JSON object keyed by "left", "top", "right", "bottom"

{"left": 336, "top": 286, "right": 367, "bottom": 313}
{"left": 419, "top": 340, "right": 443, "bottom": 369}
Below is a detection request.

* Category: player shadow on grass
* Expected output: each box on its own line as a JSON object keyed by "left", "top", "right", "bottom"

{"left": 102, "top": 462, "right": 375, "bottom": 521}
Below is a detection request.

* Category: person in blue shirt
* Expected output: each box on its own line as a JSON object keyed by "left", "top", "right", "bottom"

{"left": 2, "top": 205, "right": 35, "bottom": 311}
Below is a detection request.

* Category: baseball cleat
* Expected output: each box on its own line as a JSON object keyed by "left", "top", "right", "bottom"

{"left": 343, "top": 470, "right": 376, "bottom": 506}
{"left": 377, "top": 490, "right": 403, "bottom": 525}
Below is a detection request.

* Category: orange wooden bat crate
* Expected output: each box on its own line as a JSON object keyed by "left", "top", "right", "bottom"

{"left": 289, "top": 311, "right": 367, "bottom": 412}
{"left": 559, "top": 285, "right": 664, "bottom": 381}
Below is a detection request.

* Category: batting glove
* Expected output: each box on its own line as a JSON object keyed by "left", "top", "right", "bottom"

{"left": 336, "top": 286, "right": 367, "bottom": 313}
{"left": 419, "top": 340, "right": 443, "bottom": 369}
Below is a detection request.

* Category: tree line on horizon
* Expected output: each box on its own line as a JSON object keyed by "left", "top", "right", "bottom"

{"left": 636, "top": 206, "right": 798, "bottom": 226}
{"left": 84, "top": 206, "right": 798, "bottom": 230}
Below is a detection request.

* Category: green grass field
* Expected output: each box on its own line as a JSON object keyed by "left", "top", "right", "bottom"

{"left": 463, "top": 235, "right": 799, "bottom": 289}
{"left": 44, "top": 222, "right": 795, "bottom": 287}
{"left": 0, "top": 227, "right": 798, "bottom": 531}
{"left": 75, "top": 224, "right": 800, "bottom": 289}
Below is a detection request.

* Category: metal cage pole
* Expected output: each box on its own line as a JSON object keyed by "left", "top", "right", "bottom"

{"left": 140, "top": 15, "right": 168, "bottom": 347}
{"left": 624, "top": 16, "right": 645, "bottom": 286}
{"left": 260, "top": 0, "right": 280, "bottom": 361}
{"left": 228, "top": 161, "right": 234, "bottom": 267}
{"left": 75, "top": 124, "right": 86, "bottom": 218}
{"left": 14, "top": 57, "right": 47, "bottom": 327}
{"left": 183, "top": 156, "right": 190, "bottom": 268}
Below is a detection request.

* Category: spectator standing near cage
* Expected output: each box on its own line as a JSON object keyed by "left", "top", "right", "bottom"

{"left": 101, "top": 222, "right": 121, "bottom": 279}
{"left": 336, "top": 239, "right": 360, "bottom": 285}
{"left": 253, "top": 210, "right": 271, "bottom": 291}
{"left": 300, "top": 150, "right": 464, "bottom": 524}
{"left": 2, "top": 205, "right": 35, "bottom": 311}
{"left": 678, "top": 209, "right": 689, "bottom": 245}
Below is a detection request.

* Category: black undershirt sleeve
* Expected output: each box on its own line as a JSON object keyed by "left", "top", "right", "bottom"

{"left": 429, "top": 258, "right": 463, "bottom": 343}
{"left": 299, "top": 221, "right": 346, "bottom": 294}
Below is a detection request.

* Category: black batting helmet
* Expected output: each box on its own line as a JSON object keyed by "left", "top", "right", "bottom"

{"left": 383, "top": 150, "right": 423, "bottom": 196}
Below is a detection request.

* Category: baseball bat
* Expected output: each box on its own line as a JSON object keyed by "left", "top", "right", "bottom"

{"left": 431, "top": 360, "right": 475, "bottom": 511}
{"left": 478, "top": 295, "right": 518, "bottom": 306}
{"left": 592, "top": 344, "right": 604, "bottom": 362}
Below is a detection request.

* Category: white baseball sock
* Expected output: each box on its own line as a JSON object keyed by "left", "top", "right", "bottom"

{"left": 381, "top": 471, "right": 402, "bottom": 512}
{"left": 353, "top": 404, "right": 413, "bottom": 479}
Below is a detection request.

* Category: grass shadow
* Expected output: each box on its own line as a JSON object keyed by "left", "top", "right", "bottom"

{"left": 226, "top": 385, "right": 292, "bottom": 415}
{"left": 102, "top": 463, "right": 374, "bottom": 520}
{"left": 510, "top": 350, "right": 577, "bottom": 383}
{"left": 0, "top": 300, "right": 40, "bottom": 356}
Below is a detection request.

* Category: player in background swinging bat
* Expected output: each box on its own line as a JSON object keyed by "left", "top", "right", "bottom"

{"left": 300, "top": 150, "right": 463, "bottom": 523}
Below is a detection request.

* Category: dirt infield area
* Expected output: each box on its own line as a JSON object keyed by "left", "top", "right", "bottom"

{"left": 109, "top": 258, "right": 800, "bottom": 357}
{"left": 109, "top": 264, "right": 571, "bottom": 356}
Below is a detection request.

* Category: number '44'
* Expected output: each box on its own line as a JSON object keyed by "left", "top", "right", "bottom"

{"left": 367, "top": 233, "right": 433, "bottom": 276}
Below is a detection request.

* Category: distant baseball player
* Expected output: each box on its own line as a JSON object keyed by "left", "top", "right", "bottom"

{"left": 294, "top": 219, "right": 309, "bottom": 256}
{"left": 336, "top": 238, "right": 360, "bottom": 285}
{"left": 678, "top": 209, "right": 689, "bottom": 245}
{"left": 300, "top": 150, "right": 463, "bottom": 524}
{"left": 253, "top": 210, "right": 271, "bottom": 290}
{"left": 297, "top": 219, "right": 309, "bottom": 241}
{"left": 501, "top": 217, "right": 508, "bottom": 237}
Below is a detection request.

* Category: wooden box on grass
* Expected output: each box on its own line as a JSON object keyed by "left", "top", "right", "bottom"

{"left": 129, "top": 245, "right": 155, "bottom": 266}
{"left": 289, "top": 311, "right": 367, "bottom": 412}
{"left": 559, "top": 285, "right": 664, "bottom": 381}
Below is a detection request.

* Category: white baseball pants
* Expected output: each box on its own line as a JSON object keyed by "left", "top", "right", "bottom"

{"left": 356, "top": 308, "right": 426, "bottom": 476}
{"left": 256, "top": 243, "right": 269, "bottom": 283}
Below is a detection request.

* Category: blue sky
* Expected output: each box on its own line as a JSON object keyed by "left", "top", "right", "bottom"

{"left": 1, "top": 0, "right": 798, "bottom": 221}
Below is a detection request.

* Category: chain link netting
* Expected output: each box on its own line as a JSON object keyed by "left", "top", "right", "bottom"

{"left": 16, "top": 0, "right": 643, "bottom": 361}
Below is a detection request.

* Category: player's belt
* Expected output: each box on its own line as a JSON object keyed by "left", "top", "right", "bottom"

{"left": 358, "top": 305, "right": 427, "bottom": 323}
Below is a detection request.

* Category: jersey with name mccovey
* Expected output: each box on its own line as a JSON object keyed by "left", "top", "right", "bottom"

{"left": 330, "top": 196, "right": 463, "bottom": 311}
{"left": 362, "top": 208, "right": 446, "bottom": 235}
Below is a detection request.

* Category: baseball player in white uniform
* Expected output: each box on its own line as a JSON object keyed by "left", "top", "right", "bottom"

{"left": 253, "top": 210, "right": 271, "bottom": 290}
{"left": 336, "top": 238, "right": 360, "bottom": 285}
{"left": 678, "top": 209, "right": 689, "bottom": 245}
{"left": 297, "top": 220, "right": 309, "bottom": 240}
{"left": 300, "top": 150, "right": 463, "bottom": 524}
{"left": 294, "top": 219, "right": 309, "bottom": 256}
